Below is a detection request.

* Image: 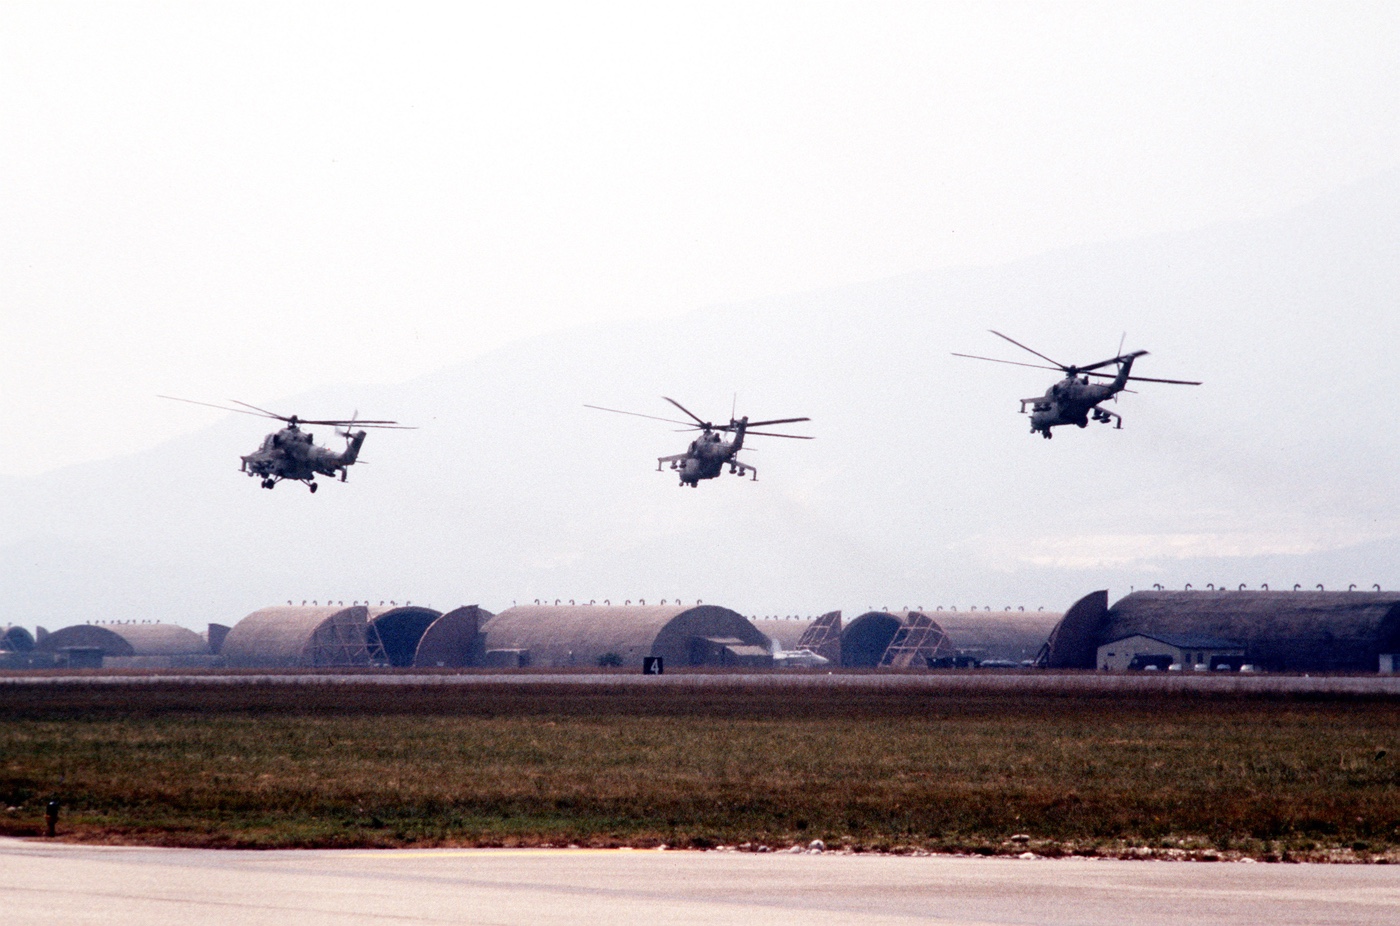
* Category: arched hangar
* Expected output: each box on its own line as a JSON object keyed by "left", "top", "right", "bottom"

{"left": 752, "top": 611, "right": 842, "bottom": 662}
{"left": 1041, "top": 589, "right": 1400, "bottom": 672}
{"left": 841, "top": 611, "right": 953, "bottom": 668}
{"left": 221, "top": 605, "right": 376, "bottom": 668}
{"left": 479, "top": 604, "right": 772, "bottom": 669}
{"left": 35, "top": 623, "right": 211, "bottom": 667}
{"left": 934, "top": 609, "right": 1062, "bottom": 665}
{"left": 1, "top": 626, "right": 35, "bottom": 653}
{"left": 413, "top": 605, "right": 491, "bottom": 668}
{"left": 367, "top": 606, "right": 443, "bottom": 667}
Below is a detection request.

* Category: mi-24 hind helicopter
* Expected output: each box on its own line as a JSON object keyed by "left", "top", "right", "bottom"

{"left": 953, "top": 331, "right": 1201, "bottom": 439}
{"left": 159, "top": 396, "right": 414, "bottom": 491}
{"left": 585, "top": 397, "right": 812, "bottom": 487}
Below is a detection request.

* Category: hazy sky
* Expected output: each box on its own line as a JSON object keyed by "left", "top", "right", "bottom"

{"left": 4, "top": 2, "right": 1400, "bottom": 475}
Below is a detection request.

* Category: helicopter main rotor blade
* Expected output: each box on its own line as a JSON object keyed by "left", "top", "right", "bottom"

{"left": 988, "top": 331, "right": 1068, "bottom": 371}
{"left": 296, "top": 417, "right": 405, "bottom": 427}
{"left": 162, "top": 396, "right": 412, "bottom": 426}
{"left": 227, "top": 398, "right": 403, "bottom": 427}
{"left": 661, "top": 396, "right": 711, "bottom": 428}
{"left": 585, "top": 404, "right": 695, "bottom": 427}
{"left": 1080, "top": 371, "right": 1202, "bottom": 386}
{"left": 229, "top": 399, "right": 294, "bottom": 420}
{"left": 1076, "top": 358, "right": 1126, "bottom": 374}
{"left": 745, "top": 417, "right": 811, "bottom": 427}
{"left": 1076, "top": 350, "right": 1148, "bottom": 374}
{"left": 158, "top": 396, "right": 285, "bottom": 420}
{"left": 950, "top": 353, "right": 1063, "bottom": 372}
{"left": 742, "top": 430, "right": 815, "bottom": 439}
{"left": 1124, "top": 374, "right": 1202, "bottom": 386}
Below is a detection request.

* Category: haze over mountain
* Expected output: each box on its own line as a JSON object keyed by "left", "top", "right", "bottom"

{"left": 3, "top": 173, "right": 1399, "bottom": 631}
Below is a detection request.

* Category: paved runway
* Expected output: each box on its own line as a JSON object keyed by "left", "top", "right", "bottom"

{"left": 3, "top": 839, "right": 1398, "bottom": 925}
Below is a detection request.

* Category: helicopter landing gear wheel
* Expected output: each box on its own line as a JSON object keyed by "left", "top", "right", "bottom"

{"left": 308, "top": 482, "right": 318, "bottom": 493}
{"left": 261, "top": 479, "right": 275, "bottom": 489}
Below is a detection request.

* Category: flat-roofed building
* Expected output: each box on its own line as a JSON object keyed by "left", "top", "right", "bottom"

{"left": 1097, "top": 632, "right": 1246, "bottom": 671}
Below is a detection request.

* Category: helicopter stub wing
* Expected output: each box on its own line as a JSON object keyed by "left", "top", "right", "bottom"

{"left": 656, "top": 452, "right": 689, "bottom": 472}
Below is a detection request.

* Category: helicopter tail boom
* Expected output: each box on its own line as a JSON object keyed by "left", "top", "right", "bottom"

{"left": 339, "top": 430, "right": 368, "bottom": 466}
{"left": 728, "top": 416, "right": 749, "bottom": 454}
{"left": 1109, "top": 350, "right": 1148, "bottom": 392}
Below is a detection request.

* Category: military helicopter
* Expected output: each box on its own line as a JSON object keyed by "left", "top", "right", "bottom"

{"left": 585, "top": 397, "right": 812, "bottom": 487}
{"left": 953, "top": 331, "right": 1200, "bottom": 439}
{"left": 159, "top": 397, "right": 413, "bottom": 491}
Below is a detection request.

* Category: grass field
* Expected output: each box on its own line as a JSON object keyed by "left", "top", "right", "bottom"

{"left": 1, "top": 677, "right": 1397, "bottom": 860}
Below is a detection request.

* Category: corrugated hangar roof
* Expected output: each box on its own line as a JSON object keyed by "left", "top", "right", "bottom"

{"left": 35, "top": 623, "right": 209, "bottom": 657}
{"left": 1105, "top": 632, "right": 1245, "bottom": 650}
{"left": 1043, "top": 590, "right": 1400, "bottom": 671}
{"left": 481, "top": 604, "right": 769, "bottom": 669}
{"left": 222, "top": 605, "right": 373, "bottom": 668}
{"left": 933, "top": 609, "right": 1063, "bottom": 663}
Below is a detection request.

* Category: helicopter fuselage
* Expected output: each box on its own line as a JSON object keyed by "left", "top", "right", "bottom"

{"left": 1021, "top": 353, "right": 1143, "bottom": 438}
{"left": 955, "top": 333, "right": 1199, "bottom": 440}
{"left": 661, "top": 419, "right": 752, "bottom": 486}
{"left": 587, "top": 397, "right": 809, "bottom": 487}
{"left": 159, "top": 396, "right": 405, "bottom": 494}
{"left": 240, "top": 424, "right": 367, "bottom": 489}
